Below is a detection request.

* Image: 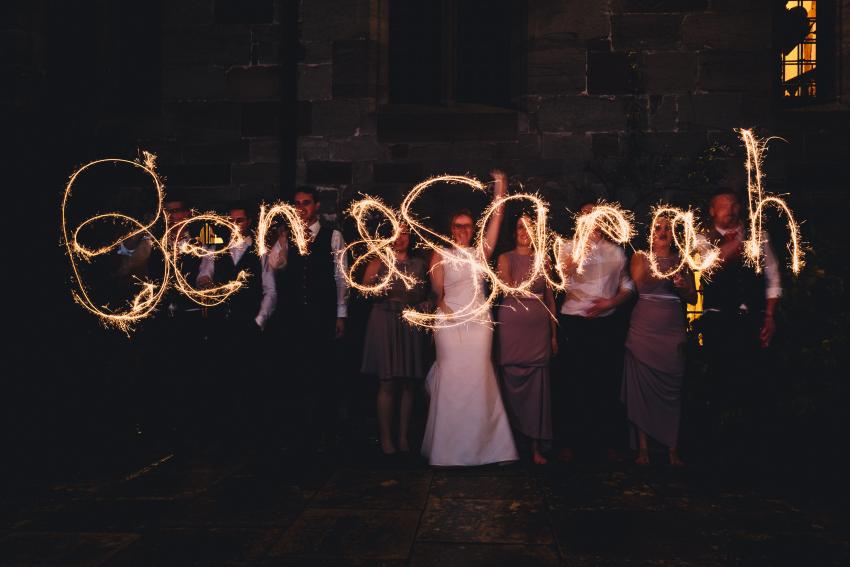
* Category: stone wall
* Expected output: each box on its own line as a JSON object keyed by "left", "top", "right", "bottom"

{"left": 146, "top": 0, "right": 285, "bottom": 210}
{"left": 6, "top": 0, "right": 848, "bottom": 219}
{"left": 293, "top": 0, "right": 848, "bottom": 228}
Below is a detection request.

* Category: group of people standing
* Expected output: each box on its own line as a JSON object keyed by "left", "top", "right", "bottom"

{"left": 116, "top": 171, "right": 782, "bottom": 467}
{"left": 357, "top": 172, "right": 782, "bottom": 468}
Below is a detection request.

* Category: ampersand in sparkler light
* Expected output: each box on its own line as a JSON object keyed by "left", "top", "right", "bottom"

{"left": 339, "top": 196, "right": 420, "bottom": 296}
{"left": 738, "top": 129, "right": 804, "bottom": 274}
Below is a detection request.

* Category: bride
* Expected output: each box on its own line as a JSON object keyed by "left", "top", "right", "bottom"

{"left": 421, "top": 170, "right": 518, "bottom": 466}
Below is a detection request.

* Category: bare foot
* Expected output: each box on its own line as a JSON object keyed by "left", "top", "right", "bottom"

{"left": 635, "top": 448, "right": 650, "bottom": 466}
{"left": 380, "top": 438, "right": 397, "bottom": 456}
{"left": 668, "top": 449, "right": 685, "bottom": 467}
{"left": 532, "top": 450, "right": 548, "bottom": 465}
{"left": 555, "top": 448, "right": 574, "bottom": 463}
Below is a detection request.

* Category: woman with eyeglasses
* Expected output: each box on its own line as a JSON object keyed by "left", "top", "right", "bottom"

{"left": 421, "top": 170, "right": 518, "bottom": 467}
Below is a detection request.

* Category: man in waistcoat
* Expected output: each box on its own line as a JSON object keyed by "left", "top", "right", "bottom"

{"left": 196, "top": 202, "right": 277, "bottom": 450}
{"left": 696, "top": 188, "right": 782, "bottom": 440}
{"left": 269, "top": 186, "right": 349, "bottom": 453}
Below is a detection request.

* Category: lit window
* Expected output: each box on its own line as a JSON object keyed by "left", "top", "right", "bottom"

{"left": 781, "top": 1, "right": 817, "bottom": 99}
{"left": 687, "top": 270, "right": 704, "bottom": 346}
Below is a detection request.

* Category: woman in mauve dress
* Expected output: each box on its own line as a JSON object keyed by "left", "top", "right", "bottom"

{"left": 621, "top": 216, "right": 697, "bottom": 466}
{"left": 496, "top": 215, "right": 557, "bottom": 465}
{"left": 361, "top": 224, "right": 429, "bottom": 456}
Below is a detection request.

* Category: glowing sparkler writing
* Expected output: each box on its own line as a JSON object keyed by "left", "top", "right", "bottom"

{"left": 62, "top": 153, "right": 248, "bottom": 331}
{"left": 256, "top": 201, "right": 310, "bottom": 258}
{"left": 477, "top": 193, "right": 550, "bottom": 296}
{"left": 645, "top": 206, "right": 719, "bottom": 279}
{"left": 739, "top": 129, "right": 804, "bottom": 274}
{"left": 399, "top": 175, "right": 501, "bottom": 329}
{"left": 339, "top": 196, "right": 420, "bottom": 296}
{"left": 65, "top": 128, "right": 804, "bottom": 332}
{"left": 167, "top": 214, "right": 249, "bottom": 307}
{"left": 550, "top": 203, "right": 635, "bottom": 290}
{"left": 62, "top": 152, "right": 170, "bottom": 333}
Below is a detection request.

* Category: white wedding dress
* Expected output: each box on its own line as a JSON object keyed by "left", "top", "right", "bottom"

{"left": 422, "top": 247, "right": 518, "bottom": 466}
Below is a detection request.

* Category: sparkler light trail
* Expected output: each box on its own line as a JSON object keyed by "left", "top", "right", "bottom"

{"left": 65, "top": 128, "right": 804, "bottom": 332}
{"left": 339, "top": 196, "right": 420, "bottom": 296}
{"left": 398, "top": 175, "right": 500, "bottom": 329}
{"left": 645, "top": 206, "right": 720, "bottom": 279}
{"left": 477, "top": 193, "right": 550, "bottom": 297}
{"left": 739, "top": 129, "right": 804, "bottom": 275}
{"left": 255, "top": 201, "right": 310, "bottom": 258}
{"left": 167, "top": 213, "right": 249, "bottom": 307}
{"left": 550, "top": 203, "right": 635, "bottom": 290}
{"left": 61, "top": 152, "right": 169, "bottom": 333}
{"left": 62, "top": 152, "right": 248, "bottom": 331}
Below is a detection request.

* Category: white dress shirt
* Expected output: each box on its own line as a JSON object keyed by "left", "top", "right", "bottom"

{"left": 197, "top": 235, "right": 277, "bottom": 329}
{"left": 558, "top": 238, "right": 635, "bottom": 317}
{"left": 697, "top": 224, "right": 782, "bottom": 300}
{"left": 267, "top": 220, "right": 349, "bottom": 318}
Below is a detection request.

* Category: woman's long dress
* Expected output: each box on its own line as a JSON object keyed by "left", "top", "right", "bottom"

{"left": 361, "top": 257, "right": 428, "bottom": 380}
{"left": 621, "top": 255, "right": 687, "bottom": 449}
{"left": 496, "top": 251, "right": 552, "bottom": 441}
{"left": 422, "top": 247, "right": 518, "bottom": 466}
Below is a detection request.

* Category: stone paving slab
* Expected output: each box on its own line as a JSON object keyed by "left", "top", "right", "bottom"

{"left": 23, "top": 498, "right": 177, "bottom": 533}
{"left": 429, "top": 474, "right": 541, "bottom": 501}
{"left": 160, "top": 474, "right": 315, "bottom": 528}
{"left": 431, "top": 463, "right": 527, "bottom": 477}
{"left": 542, "top": 468, "right": 664, "bottom": 512}
{"left": 161, "top": 495, "right": 302, "bottom": 530}
{"left": 409, "top": 542, "right": 560, "bottom": 567}
{"left": 103, "top": 462, "right": 240, "bottom": 500}
{"left": 4, "top": 450, "right": 850, "bottom": 566}
{"left": 101, "top": 527, "right": 279, "bottom": 567}
{"left": 311, "top": 468, "right": 432, "bottom": 510}
{"left": 256, "top": 556, "right": 406, "bottom": 567}
{"left": 266, "top": 509, "right": 421, "bottom": 560}
{"left": 550, "top": 508, "right": 720, "bottom": 562}
{"left": 417, "top": 497, "right": 553, "bottom": 545}
{"left": 0, "top": 531, "right": 140, "bottom": 567}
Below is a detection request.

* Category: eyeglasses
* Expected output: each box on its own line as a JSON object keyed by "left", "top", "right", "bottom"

{"left": 230, "top": 217, "right": 248, "bottom": 223}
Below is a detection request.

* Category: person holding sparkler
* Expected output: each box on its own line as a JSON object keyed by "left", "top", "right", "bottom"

{"left": 696, "top": 188, "right": 783, "bottom": 441}
{"left": 621, "top": 215, "right": 696, "bottom": 467}
{"left": 495, "top": 214, "right": 557, "bottom": 465}
{"left": 554, "top": 202, "right": 635, "bottom": 463}
{"left": 360, "top": 223, "right": 429, "bottom": 457}
{"left": 196, "top": 202, "right": 277, "bottom": 447}
{"left": 420, "top": 170, "right": 518, "bottom": 467}
{"left": 272, "top": 186, "right": 349, "bottom": 453}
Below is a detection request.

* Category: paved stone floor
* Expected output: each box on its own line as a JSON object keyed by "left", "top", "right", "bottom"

{"left": 2, "top": 447, "right": 849, "bottom": 566}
